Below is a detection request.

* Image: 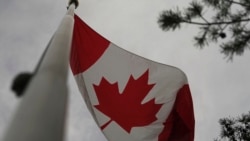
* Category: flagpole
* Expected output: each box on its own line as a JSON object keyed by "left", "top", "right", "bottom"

{"left": 2, "top": 2, "right": 77, "bottom": 141}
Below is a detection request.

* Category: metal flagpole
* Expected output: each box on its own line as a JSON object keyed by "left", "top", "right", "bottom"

{"left": 2, "top": 1, "right": 77, "bottom": 141}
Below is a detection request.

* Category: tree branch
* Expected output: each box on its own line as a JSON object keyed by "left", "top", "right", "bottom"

{"left": 228, "top": 0, "right": 250, "bottom": 7}
{"left": 182, "top": 18, "right": 250, "bottom": 26}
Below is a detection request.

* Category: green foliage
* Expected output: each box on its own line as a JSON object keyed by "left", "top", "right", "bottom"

{"left": 214, "top": 111, "right": 250, "bottom": 141}
{"left": 158, "top": 0, "right": 250, "bottom": 60}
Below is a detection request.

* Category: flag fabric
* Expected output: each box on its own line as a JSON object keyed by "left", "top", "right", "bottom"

{"left": 70, "top": 15, "right": 195, "bottom": 141}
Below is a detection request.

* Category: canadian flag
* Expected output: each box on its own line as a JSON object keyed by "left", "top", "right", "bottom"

{"left": 70, "top": 15, "right": 195, "bottom": 141}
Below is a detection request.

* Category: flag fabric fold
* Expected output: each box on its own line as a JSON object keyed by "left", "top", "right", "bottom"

{"left": 70, "top": 15, "right": 195, "bottom": 141}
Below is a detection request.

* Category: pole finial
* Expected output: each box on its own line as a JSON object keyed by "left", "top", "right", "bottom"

{"left": 68, "top": 0, "right": 79, "bottom": 9}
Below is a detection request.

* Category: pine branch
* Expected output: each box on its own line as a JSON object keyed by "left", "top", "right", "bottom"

{"left": 199, "top": 14, "right": 210, "bottom": 24}
{"left": 159, "top": 10, "right": 250, "bottom": 28}
{"left": 182, "top": 18, "right": 250, "bottom": 26}
{"left": 158, "top": 0, "right": 250, "bottom": 60}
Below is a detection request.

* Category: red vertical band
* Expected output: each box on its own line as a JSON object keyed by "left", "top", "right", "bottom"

{"left": 70, "top": 15, "right": 110, "bottom": 75}
{"left": 158, "top": 84, "right": 195, "bottom": 141}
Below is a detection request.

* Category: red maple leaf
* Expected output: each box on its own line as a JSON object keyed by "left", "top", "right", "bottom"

{"left": 93, "top": 69, "right": 163, "bottom": 133}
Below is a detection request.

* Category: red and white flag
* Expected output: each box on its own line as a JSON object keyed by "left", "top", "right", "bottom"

{"left": 70, "top": 15, "right": 195, "bottom": 141}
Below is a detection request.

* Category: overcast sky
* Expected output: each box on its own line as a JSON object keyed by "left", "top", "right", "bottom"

{"left": 1, "top": 0, "right": 250, "bottom": 141}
